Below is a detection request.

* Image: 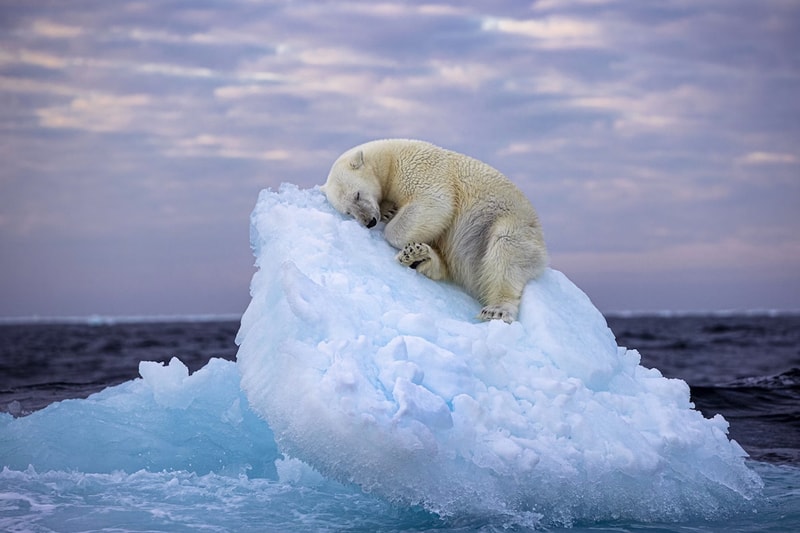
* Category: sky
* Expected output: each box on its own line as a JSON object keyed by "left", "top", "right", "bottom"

{"left": 0, "top": 0, "right": 798, "bottom": 318}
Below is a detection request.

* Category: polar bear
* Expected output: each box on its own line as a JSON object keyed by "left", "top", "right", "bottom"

{"left": 322, "top": 139, "right": 548, "bottom": 323}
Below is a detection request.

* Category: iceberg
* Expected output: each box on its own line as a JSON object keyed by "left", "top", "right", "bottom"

{"left": 1, "top": 357, "right": 278, "bottom": 477}
{"left": 0, "top": 184, "right": 767, "bottom": 530}
{"left": 235, "top": 184, "right": 763, "bottom": 523}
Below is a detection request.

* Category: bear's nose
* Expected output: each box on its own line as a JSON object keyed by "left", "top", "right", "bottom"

{"left": 367, "top": 217, "right": 377, "bottom": 228}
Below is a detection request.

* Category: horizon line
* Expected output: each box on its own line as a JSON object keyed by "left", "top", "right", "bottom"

{"left": 2, "top": 308, "right": 799, "bottom": 326}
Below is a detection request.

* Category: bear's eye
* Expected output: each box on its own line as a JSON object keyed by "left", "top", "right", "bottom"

{"left": 355, "top": 192, "right": 360, "bottom": 202}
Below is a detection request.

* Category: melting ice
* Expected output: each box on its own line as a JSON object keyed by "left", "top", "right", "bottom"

{"left": 1, "top": 184, "right": 764, "bottom": 530}
{"left": 235, "top": 184, "right": 761, "bottom": 523}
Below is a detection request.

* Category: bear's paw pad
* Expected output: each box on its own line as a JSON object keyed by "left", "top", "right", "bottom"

{"left": 396, "top": 243, "right": 432, "bottom": 270}
{"left": 479, "top": 304, "right": 516, "bottom": 324}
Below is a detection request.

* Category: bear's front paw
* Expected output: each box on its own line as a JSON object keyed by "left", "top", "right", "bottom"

{"left": 396, "top": 242, "right": 432, "bottom": 270}
{"left": 380, "top": 201, "right": 398, "bottom": 222}
{"left": 479, "top": 304, "right": 517, "bottom": 324}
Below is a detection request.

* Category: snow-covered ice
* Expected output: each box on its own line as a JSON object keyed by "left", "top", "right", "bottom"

{"left": 235, "top": 184, "right": 762, "bottom": 522}
{"left": 0, "top": 184, "right": 765, "bottom": 529}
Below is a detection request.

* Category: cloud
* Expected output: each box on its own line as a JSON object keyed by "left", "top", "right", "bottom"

{"left": 533, "top": 0, "right": 617, "bottom": 10}
{"left": 31, "top": 20, "right": 84, "bottom": 39}
{"left": 0, "top": 0, "right": 798, "bottom": 314}
{"left": 481, "top": 16, "right": 607, "bottom": 48}
{"left": 36, "top": 93, "right": 151, "bottom": 132}
{"left": 0, "top": 48, "right": 68, "bottom": 69}
{"left": 737, "top": 151, "right": 798, "bottom": 165}
{"left": 165, "top": 135, "right": 292, "bottom": 161}
{"left": 0, "top": 75, "right": 75, "bottom": 97}
{"left": 554, "top": 237, "right": 800, "bottom": 280}
{"left": 291, "top": 1, "right": 469, "bottom": 21}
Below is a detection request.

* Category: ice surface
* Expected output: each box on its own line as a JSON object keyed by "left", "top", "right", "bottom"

{"left": 0, "top": 357, "right": 278, "bottom": 477}
{"left": 235, "top": 184, "right": 763, "bottom": 524}
{"left": 0, "top": 184, "right": 769, "bottom": 530}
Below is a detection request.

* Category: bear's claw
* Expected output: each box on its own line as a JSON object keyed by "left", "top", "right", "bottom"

{"left": 380, "top": 201, "right": 398, "bottom": 222}
{"left": 479, "top": 304, "right": 516, "bottom": 323}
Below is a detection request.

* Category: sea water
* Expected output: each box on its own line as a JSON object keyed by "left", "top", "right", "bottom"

{"left": 2, "top": 185, "right": 798, "bottom": 532}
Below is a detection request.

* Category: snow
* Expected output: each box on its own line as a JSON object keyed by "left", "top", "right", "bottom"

{"left": 235, "top": 184, "right": 762, "bottom": 521}
{"left": 0, "top": 183, "right": 765, "bottom": 529}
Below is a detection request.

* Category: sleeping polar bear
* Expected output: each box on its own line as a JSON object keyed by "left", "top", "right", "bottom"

{"left": 322, "top": 139, "right": 548, "bottom": 323}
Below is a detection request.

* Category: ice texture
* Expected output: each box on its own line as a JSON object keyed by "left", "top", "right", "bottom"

{"left": 235, "top": 184, "right": 762, "bottom": 523}
{"left": 1, "top": 357, "right": 278, "bottom": 478}
{"left": 0, "top": 184, "right": 765, "bottom": 529}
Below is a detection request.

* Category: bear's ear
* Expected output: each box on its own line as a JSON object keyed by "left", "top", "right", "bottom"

{"left": 348, "top": 150, "right": 364, "bottom": 170}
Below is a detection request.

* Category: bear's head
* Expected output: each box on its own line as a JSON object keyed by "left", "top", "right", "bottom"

{"left": 322, "top": 148, "right": 381, "bottom": 229}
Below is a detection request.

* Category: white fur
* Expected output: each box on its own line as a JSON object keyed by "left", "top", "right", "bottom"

{"left": 322, "top": 139, "right": 548, "bottom": 323}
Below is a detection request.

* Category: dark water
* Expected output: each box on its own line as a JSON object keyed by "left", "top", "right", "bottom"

{"left": 1, "top": 314, "right": 799, "bottom": 464}
{"left": 607, "top": 313, "right": 800, "bottom": 464}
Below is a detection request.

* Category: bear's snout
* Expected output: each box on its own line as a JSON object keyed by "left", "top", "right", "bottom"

{"left": 367, "top": 217, "right": 377, "bottom": 228}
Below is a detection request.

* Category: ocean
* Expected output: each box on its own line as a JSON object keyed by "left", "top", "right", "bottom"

{"left": 1, "top": 313, "right": 799, "bottom": 531}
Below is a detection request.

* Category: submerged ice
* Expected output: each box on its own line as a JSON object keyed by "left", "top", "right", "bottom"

{"left": 0, "top": 184, "right": 764, "bottom": 529}
{"left": 235, "top": 184, "right": 762, "bottom": 522}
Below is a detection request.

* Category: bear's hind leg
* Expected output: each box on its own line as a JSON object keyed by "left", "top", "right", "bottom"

{"left": 476, "top": 222, "right": 543, "bottom": 323}
{"left": 396, "top": 243, "right": 448, "bottom": 281}
{"left": 476, "top": 254, "right": 525, "bottom": 323}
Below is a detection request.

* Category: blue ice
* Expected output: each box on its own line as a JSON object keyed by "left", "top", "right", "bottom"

{"left": 1, "top": 185, "right": 768, "bottom": 531}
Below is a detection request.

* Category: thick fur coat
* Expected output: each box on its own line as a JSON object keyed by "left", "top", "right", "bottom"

{"left": 322, "top": 139, "right": 548, "bottom": 323}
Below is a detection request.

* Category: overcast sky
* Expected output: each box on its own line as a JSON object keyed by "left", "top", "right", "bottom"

{"left": 1, "top": 0, "right": 798, "bottom": 318}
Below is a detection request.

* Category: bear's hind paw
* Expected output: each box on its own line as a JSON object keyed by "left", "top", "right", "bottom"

{"left": 479, "top": 304, "right": 517, "bottom": 324}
